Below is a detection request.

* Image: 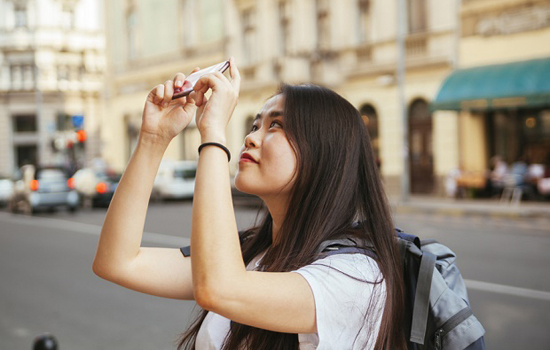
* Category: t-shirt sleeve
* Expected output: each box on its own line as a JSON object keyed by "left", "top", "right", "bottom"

{"left": 293, "top": 254, "right": 386, "bottom": 350}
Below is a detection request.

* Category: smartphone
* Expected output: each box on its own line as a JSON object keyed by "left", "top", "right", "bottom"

{"left": 172, "top": 60, "right": 230, "bottom": 99}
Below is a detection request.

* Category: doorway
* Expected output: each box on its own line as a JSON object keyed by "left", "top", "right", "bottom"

{"left": 408, "top": 99, "right": 434, "bottom": 193}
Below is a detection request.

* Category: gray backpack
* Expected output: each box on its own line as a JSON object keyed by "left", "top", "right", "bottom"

{"left": 317, "top": 228, "right": 486, "bottom": 350}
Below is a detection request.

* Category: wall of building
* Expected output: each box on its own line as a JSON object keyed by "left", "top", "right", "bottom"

{"left": 0, "top": 0, "right": 105, "bottom": 175}
{"left": 103, "top": 0, "right": 462, "bottom": 197}
{"left": 104, "top": 0, "right": 226, "bottom": 172}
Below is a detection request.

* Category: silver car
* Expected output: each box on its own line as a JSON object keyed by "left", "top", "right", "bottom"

{"left": 9, "top": 165, "right": 79, "bottom": 214}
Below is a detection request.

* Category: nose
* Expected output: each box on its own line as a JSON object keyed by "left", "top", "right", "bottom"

{"left": 244, "top": 131, "right": 260, "bottom": 149}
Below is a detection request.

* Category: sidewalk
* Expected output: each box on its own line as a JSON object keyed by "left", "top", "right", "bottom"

{"left": 389, "top": 195, "right": 550, "bottom": 219}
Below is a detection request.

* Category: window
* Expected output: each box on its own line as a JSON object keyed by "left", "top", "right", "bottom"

{"left": 13, "top": 115, "right": 37, "bottom": 133}
{"left": 60, "top": 5, "right": 75, "bottom": 29}
{"left": 14, "top": 5, "right": 27, "bottom": 28}
{"left": 315, "top": 0, "right": 330, "bottom": 50}
{"left": 126, "top": 6, "right": 139, "bottom": 60}
{"left": 57, "top": 65, "right": 69, "bottom": 81}
{"left": 10, "top": 65, "right": 22, "bottom": 89}
{"left": 408, "top": 0, "right": 427, "bottom": 34}
{"left": 278, "top": 1, "right": 290, "bottom": 55}
{"left": 16, "top": 145, "right": 38, "bottom": 168}
{"left": 242, "top": 8, "right": 256, "bottom": 64}
{"left": 181, "top": 0, "right": 196, "bottom": 48}
{"left": 357, "top": 0, "right": 370, "bottom": 43}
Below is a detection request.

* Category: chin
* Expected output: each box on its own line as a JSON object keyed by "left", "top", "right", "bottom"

{"left": 234, "top": 173, "right": 254, "bottom": 194}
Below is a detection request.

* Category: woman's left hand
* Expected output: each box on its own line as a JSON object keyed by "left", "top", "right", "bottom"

{"left": 192, "top": 57, "right": 241, "bottom": 143}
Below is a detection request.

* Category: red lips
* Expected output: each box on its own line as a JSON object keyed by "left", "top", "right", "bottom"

{"left": 240, "top": 152, "right": 258, "bottom": 163}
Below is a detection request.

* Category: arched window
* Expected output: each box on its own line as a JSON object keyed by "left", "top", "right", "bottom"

{"left": 359, "top": 104, "right": 380, "bottom": 166}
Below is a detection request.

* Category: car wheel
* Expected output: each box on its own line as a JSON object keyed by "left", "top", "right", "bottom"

{"left": 68, "top": 206, "right": 78, "bottom": 213}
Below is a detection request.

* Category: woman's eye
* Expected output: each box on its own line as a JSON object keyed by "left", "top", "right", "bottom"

{"left": 250, "top": 125, "right": 259, "bottom": 132}
{"left": 270, "top": 121, "right": 283, "bottom": 128}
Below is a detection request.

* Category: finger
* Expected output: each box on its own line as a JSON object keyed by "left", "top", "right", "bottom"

{"left": 173, "top": 72, "right": 186, "bottom": 89}
{"left": 213, "top": 70, "right": 232, "bottom": 89}
{"left": 153, "top": 84, "right": 165, "bottom": 105}
{"left": 229, "top": 57, "right": 241, "bottom": 92}
{"left": 189, "top": 91, "right": 206, "bottom": 107}
{"left": 194, "top": 73, "right": 224, "bottom": 94}
{"left": 162, "top": 80, "right": 174, "bottom": 107}
{"left": 196, "top": 95, "right": 208, "bottom": 117}
{"left": 192, "top": 77, "right": 212, "bottom": 106}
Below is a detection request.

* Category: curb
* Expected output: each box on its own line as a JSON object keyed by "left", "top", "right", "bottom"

{"left": 391, "top": 203, "right": 549, "bottom": 220}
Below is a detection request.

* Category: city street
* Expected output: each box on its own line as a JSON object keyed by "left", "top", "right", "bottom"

{"left": 1, "top": 201, "right": 549, "bottom": 349}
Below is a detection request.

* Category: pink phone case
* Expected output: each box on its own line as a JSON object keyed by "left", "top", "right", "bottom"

{"left": 172, "top": 60, "right": 230, "bottom": 99}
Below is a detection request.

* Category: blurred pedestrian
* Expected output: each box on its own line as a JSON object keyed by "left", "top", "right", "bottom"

{"left": 488, "top": 155, "right": 508, "bottom": 196}
{"left": 93, "top": 58, "right": 404, "bottom": 349}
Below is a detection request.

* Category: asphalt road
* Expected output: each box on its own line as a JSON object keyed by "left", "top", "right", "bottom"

{"left": 1, "top": 201, "right": 549, "bottom": 349}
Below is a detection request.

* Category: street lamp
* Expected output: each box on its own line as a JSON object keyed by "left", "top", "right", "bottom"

{"left": 397, "top": 0, "right": 410, "bottom": 202}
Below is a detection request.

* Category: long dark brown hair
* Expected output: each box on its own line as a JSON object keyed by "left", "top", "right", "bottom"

{"left": 177, "top": 84, "right": 405, "bottom": 349}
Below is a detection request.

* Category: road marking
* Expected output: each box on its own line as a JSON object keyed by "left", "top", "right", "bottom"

{"left": 3, "top": 212, "right": 550, "bottom": 300}
{"left": 465, "top": 279, "right": 550, "bottom": 301}
{"left": 0, "top": 212, "right": 189, "bottom": 247}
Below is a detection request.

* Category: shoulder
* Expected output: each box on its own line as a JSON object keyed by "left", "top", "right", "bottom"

{"left": 293, "top": 254, "right": 385, "bottom": 349}
{"left": 295, "top": 253, "right": 382, "bottom": 283}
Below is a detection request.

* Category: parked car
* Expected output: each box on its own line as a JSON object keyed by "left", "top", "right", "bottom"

{"left": 72, "top": 168, "right": 121, "bottom": 208}
{"left": 9, "top": 165, "right": 79, "bottom": 214}
{"left": 152, "top": 160, "right": 197, "bottom": 201}
{"left": 0, "top": 176, "right": 14, "bottom": 207}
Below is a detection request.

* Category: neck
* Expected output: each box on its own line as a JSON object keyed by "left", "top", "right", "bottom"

{"left": 262, "top": 195, "right": 288, "bottom": 244}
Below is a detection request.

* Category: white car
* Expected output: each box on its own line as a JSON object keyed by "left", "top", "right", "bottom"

{"left": 152, "top": 160, "right": 197, "bottom": 201}
{"left": 0, "top": 177, "right": 14, "bottom": 206}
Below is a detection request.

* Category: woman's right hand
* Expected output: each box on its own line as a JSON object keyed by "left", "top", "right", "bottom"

{"left": 140, "top": 71, "right": 199, "bottom": 146}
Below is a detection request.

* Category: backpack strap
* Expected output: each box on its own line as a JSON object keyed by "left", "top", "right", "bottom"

{"left": 316, "top": 235, "right": 377, "bottom": 260}
{"left": 410, "top": 250, "right": 436, "bottom": 345}
{"left": 321, "top": 246, "right": 378, "bottom": 260}
{"left": 180, "top": 245, "right": 191, "bottom": 257}
{"left": 396, "top": 228, "right": 437, "bottom": 345}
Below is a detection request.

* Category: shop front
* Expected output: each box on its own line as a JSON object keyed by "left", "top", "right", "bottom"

{"left": 432, "top": 57, "right": 550, "bottom": 199}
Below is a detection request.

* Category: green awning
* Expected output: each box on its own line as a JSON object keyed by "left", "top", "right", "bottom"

{"left": 432, "top": 57, "right": 550, "bottom": 111}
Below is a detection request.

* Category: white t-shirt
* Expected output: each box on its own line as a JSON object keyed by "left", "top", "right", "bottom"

{"left": 195, "top": 252, "right": 386, "bottom": 350}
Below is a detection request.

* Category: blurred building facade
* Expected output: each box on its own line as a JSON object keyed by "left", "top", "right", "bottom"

{"left": 103, "top": 0, "right": 550, "bottom": 196}
{"left": 0, "top": 0, "right": 105, "bottom": 176}
{"left": 433, "top": 0, "right": 550, "bottom": 191}
{"left": 103, "top": 0, "right": 226, "bottom": 169}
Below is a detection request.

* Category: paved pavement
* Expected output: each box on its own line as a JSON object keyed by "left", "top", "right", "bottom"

{"left": 389, "top": 195, "right": 550, "bottom": 219}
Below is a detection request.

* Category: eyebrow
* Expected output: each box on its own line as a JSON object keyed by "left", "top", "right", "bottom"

{"left": 254, "top": 110, "right": 284, "bottom": 122}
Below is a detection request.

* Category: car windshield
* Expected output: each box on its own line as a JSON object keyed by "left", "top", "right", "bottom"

{"left": 174, "top": 169, "right": 196, "bottom": 180}
{"left": 36, "top": 169, "right": 66, "bottom": 181}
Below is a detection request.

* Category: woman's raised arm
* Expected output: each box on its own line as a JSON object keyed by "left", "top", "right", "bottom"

{"left": 92, "top": 73, "right": 198, "bottom": 300}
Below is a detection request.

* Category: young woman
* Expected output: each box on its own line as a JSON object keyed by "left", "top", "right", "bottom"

{"left": 93, "top": 58, "right": 405, "bottom": 349}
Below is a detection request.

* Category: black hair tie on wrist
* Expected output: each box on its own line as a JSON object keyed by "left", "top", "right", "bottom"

{"left": 198, "top": 142, "right": 231, "bottom": 162}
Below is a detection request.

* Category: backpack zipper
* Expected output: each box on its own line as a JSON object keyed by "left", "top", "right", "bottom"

{"left": 433, "top": 307, "right": 473, "bottom": 350}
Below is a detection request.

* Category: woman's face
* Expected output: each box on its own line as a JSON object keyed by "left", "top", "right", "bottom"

{"left": 235, "top": 94, "right": 297, "bottom": 199}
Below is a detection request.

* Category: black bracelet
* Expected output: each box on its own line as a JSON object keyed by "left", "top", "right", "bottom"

{"left": 198, "top": 142, "right": 231, "bottom": 162}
